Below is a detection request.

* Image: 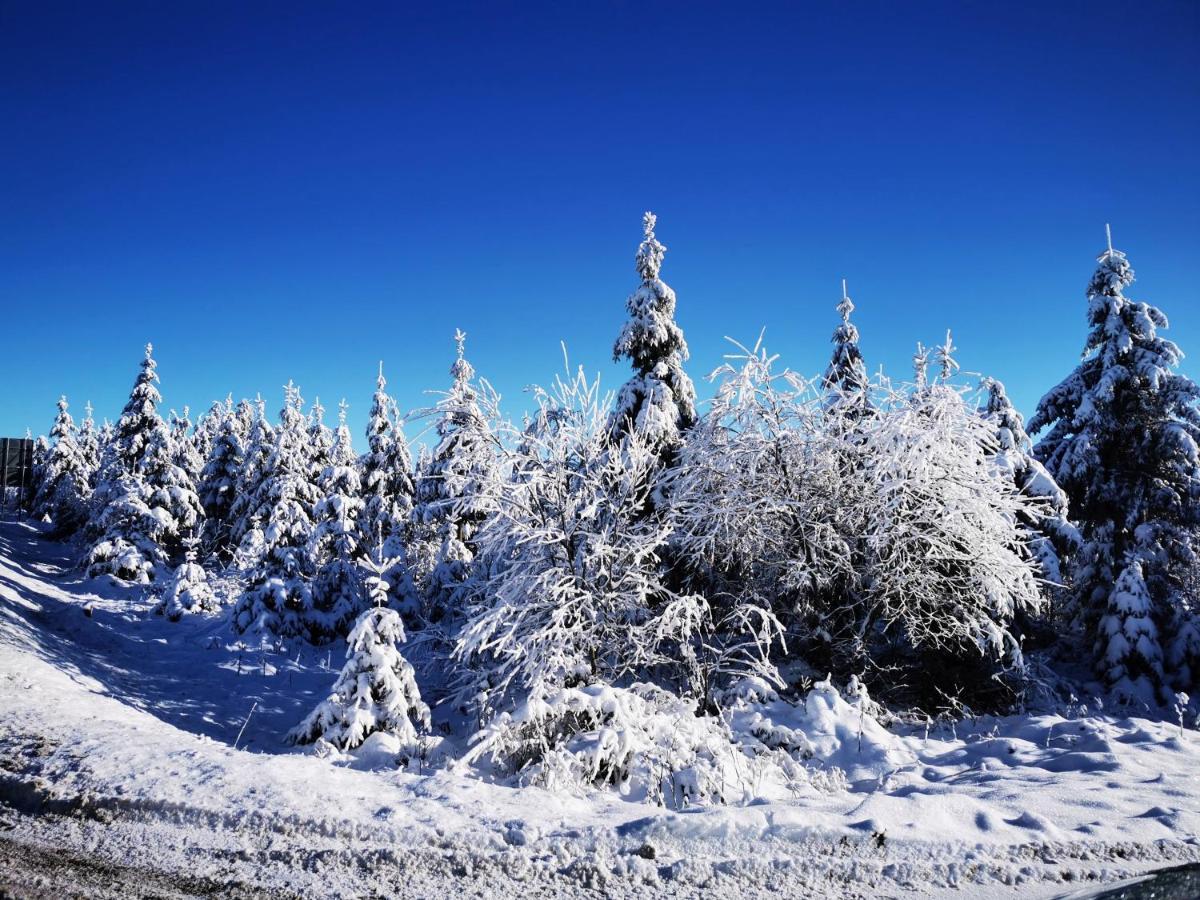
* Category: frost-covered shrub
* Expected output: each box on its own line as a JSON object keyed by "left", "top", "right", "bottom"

{"left": 455, "top": 366, "right": 715, "bottom": 715}
{"left": 463, "top": 682, "right": 751, "bottom": 807}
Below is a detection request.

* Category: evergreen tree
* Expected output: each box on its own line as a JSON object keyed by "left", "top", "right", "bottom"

{"left": 137, "top": 423, "right": 203, "bottom": 560}
{"left": 979, "top": 377, "right": 1080, "bottom": 588}
{"left": 33, "top": 396, "right": 91, "bottom": 533}
{"left": 610, "top": 212, "right": 697, "bottom": 450}
{"left": 29, "top": 433, "right": 49, "bottom": 515}
{"left": 309, "top": 400, "right": 367, "bottom": 639}
{"left": 233, "top": 383, "right": 324, "bottom": 641}
{"left": 111, "top": 343, "right": 165, "bottom": 473}
{"left": 822, "top": 280, "right": 870, "bottom": 418}
{"left": 415, "top": 331, "right": 496, "bottom": 618}
{"left": 308, "top": 397, "right": 333, "bottom": 482}
{"left": 1029, "top": 230, "right": 1200, "bottom": 701}
{"left": 192, "top": 400, "right": 225, "bottom": 467}
{"left": 77, "top": 402, "right": 102, "bottom": 491}
{"left": 289, "top": 544, "right": 429, "bottom": 751}
{"left": 170, "top": 406, "right": 204, "bottom": 485}
{"left": 228, "top": 395, "right": 275, "bottom": 546}
{"left": 155, "top": 546, "right": 220, "bottom": 621}
{"left": 359, "top": 364, "right": 415, "bottom": 558}
{"left": 198, "top": 396, "right": 245, "bottom": 556}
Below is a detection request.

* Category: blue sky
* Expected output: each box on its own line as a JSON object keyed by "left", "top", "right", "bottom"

{"left": 2, "top": 1, "right": 1197, "bottom": 446}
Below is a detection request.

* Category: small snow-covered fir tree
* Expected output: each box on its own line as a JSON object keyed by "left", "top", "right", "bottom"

{"left": 415, "top": 332, "right": 497, "bottom": 619}
{"left": 28, "top": 431, "right": 49, "bottom": 511}
{"left": 1029, "top": 229, "right": 1200, "bottom": 698}
{"left": 228, "top": 395, "right": 275, "bottom": 546}
{"left": 156, "top": 545, "right": 220, "bottom": 621}
{"left": 111, "top": 343, "right": 165, "bottom": 473}
{"left": 610, "top": 212, "right": 697, "bottom": 451}
{"left": 822, "top": 280, "right": 870, "bottom": 420}
{"left": 289, "top": 544, "right": 429, "bottom": 751}
{"left": 1097, "top": 560, "right": 1164, "bottom": 702}
{"left": 307, "top": 397, "right": 333, "bottom": 482}
{"left": 77, "top": 402, "right": 102, "bottom": 491}
{"left": 192, "top": 400, "right": 224, "bottom": 467}
{"left": 197, "top": 396, "right": 245, "bottom": 556}
{"left": 33, "top": 396, "right": 91, "bottom": 533}
{"left": 137, "top": 424, "right": 203, "bottom": 561}
{"left": 169, "top": 406, "right": 204, "bottom": 485}
{"left": 359, "top": 364, "right": 415, "bottom": 560}
{"left": 232, "top": 383, "right": 324, "bottom": 641}
{"left": 308, "top": 400, "right": 366, "bottom": 639}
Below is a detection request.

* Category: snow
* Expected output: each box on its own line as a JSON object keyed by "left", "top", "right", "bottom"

{"left": 2, "top": 521, "right": 1198, "bottom": 897}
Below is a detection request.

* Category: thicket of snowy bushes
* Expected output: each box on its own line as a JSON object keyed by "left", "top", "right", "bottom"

{"left": 23, "top": 214, "right": 1200, "bottom": 803}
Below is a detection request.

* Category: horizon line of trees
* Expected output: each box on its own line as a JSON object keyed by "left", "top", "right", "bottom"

{"left": 22, "top": 212, "right": 1200, "bottom": 764}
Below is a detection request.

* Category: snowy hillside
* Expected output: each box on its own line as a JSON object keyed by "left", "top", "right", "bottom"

{"left": 1, "top": 520, "right": 1197, "bottom": 898}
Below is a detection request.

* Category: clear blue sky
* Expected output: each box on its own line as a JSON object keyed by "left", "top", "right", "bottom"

{"left": 2, "top": 1, "right": 1197, "bottom": 446}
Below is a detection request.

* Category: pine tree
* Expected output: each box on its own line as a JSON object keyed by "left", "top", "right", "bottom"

{"left": 610, "top": 212, "right": 697, "bottom": 450}
{"left": 137, "top": 423, "right": 203, "bottom": 560}
{"left": 309, "top": 401, "right": 366, "bottom": 639}
{"left": 415, "top": 332, "right": 496, "bottom": 618}
{"left": 233, "top": 383, "right": 323, "bottom": 641}
{"left": 359, "top": 364, "right": 415, "bottom": 558}
{"left": 155, "top": 546, "right": 220, "bottom": 621}
{"left": 33, "top": 396, "right": 91, "bottom": 533}
{"left": 198, "top": 396, "right": 245, "bottom": 556}
{"left": 289, "top": 544, "right": 429, "bottom": 751}
{"left": 169, "top": 407, "right": 204, "bottom": 485}
{"left": 228, "top": 395, "right": 275, "bottom": 547}
{"left": 979, "top": 377, "right": 1080, "bottom": 588}
{"left": 308, "top": 397, "right": 333, "bottom": 482}
{"left": 1029, "top": 229, "right": 1200, "bottom": 700}
{"left": 823, "top": 280, "right": 870, "bottom": 418}
{"left": 111, "top": 343, "right": 165, "bottom": 474}
{"left": 77, "top": 402, "right": 102, "bottom": 492}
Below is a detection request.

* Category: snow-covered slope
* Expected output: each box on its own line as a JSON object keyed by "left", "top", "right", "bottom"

{"left": 0, "top": 521, "right": 1197, "bottom": 898}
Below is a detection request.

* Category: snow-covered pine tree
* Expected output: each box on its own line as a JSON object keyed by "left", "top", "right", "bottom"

{"left": 358, "top": 364, "right": 415, "bottom": 560}
{"left": 111, "top": 343, "right": 165, "bottom": 473}
{"left": 979, "top": 377, "right": 1080, "bottom": 589}
{"left": 155, "top": 545, "right": 220, "bottom": 621}
{"left": 197, "top": 396, "right": 245, "bottom": 556}
{"left": 308, "top": 400, "right": 366, "bottom": 640}
{"left": 232, "top": 383, "right": 324, "bottom": 641}
{"left": 192, "top": 400, "right": 224, "bottom": 467}
{"left": 822, "top": 280, "right": 870, "bottom": 420}
{"left": 137, "top": 422, "right": 204, "bottom": 561}
{"left": 610, "top": 212, "right": 697, "bottom": 452}
{"left": 28, "top": 431, "right": 48, "bottom": 512}
{"left": 33, "top": 396, "right": 91, "bottom": 534}
{"left": 1029, "top": 229, "right": 1200, "bottom": 701}
{"left": 415, "top": 332, "right": 497, "bottom": 620}
{"left": 289, "top": 543, "right": 429, "bottom": 751}
{"left": 228, "top": 395, "right": 275, "bottom": 546}
{"left": 77, "top": 402, "right": 102, "bottom": 492}
{"left": 307, "top": 397, "right": 333, "bottom": 483}
{"left": 169, "top": 406, "right": 204, "bottom": 486}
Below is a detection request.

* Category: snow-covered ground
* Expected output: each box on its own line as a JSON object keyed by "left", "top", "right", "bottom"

{"left": 1, "top": 519, "right": 1197, "bottom": 898}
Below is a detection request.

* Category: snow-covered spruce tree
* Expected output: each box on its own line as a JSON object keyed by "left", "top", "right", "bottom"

{"left": 155, "top": 546, "right": 220, "bottom": 621}
{"left": 33, "top": 396, "right": 91, "bottom": 534}
{"left": 359, "top": 364, "right": 416, "bottom": 561}
{"left": 610, "top": 212, "right": 697, "bottom": 455}
{"left": 415, "top": 331, "right": 498, "bottom": 621}
{"left": 28, "top": 431, "right": 49, "bottom": 511}
{"left": 228, "top": 395, "right": 275, "bottom": 547}
{"left": 822, "top": 280, "right": 871, "bottom": 420}
{"left": 1029, "top": 232, "right": 1200, "bottom": 701}
{"left": 979, "top": 378, "right": 1080, "bottom": 591}
{"left": 169, "top": 407, "right": 204, "bottom": 486}
{"left": 87, "top": 343, "right": 165, "bottom": 527}
{"left": 197, "top": 396, "right": 245, "bottom": 557}
{"left": 77, "top": 402, "right": 102, "bottom": 492}
{"left": 308, "top": 401, "right": 366, "bottom": 640}
{"left": 456, "top": 366, "right": 714, "bottom": 720}
{"left": 192, "top": 400, "right": 224, "bottom": 468}
{"left": 307, "top": 397, "right": 333, "bottom": 482}
{"left": 855, "top": 353, "right": 1046, "bottom": 706}
{"left": 665, "top": 337, "right": 859, "bottom": 682}
{"left": 289, "top": 544, "right": 429, "bottom": 752}
{"left": 233, "top": 383, "right": 324, "bottom": 641}
{"left": 86, "top": 344, "right": 194, "bottom": 581}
